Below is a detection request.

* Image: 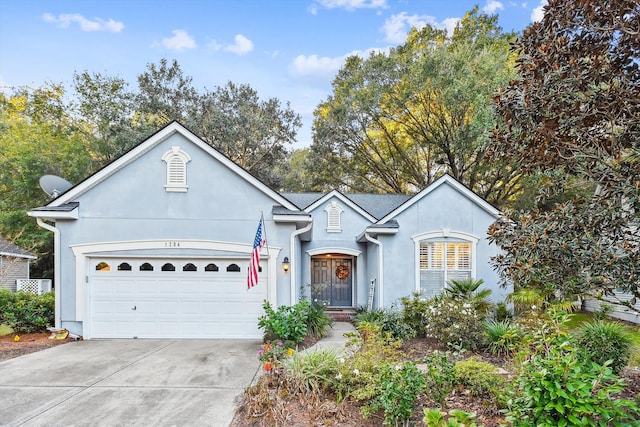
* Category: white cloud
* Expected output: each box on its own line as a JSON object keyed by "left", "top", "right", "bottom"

{"left": 223, "top": 34, "right": 254, "bottom": 55}
{"left": 531, "top": 0, "right": 547, "bottom": 22}
{"left": 162, "top": 30, "right": 197, "bottom": 51}
{"left": 289, "top": 48, "right": 387, "bottom": 79}
{"left": 314, "top": 0, "right": 387, "bottom": 11}
{"left": 42, "top": 13, "right": 124, "bottom": 32}
{"left": 483, "top": 1, "right": 504, "bottom": 14}
{"left": 382, "top": 12, "right": 460, "bottom": 44}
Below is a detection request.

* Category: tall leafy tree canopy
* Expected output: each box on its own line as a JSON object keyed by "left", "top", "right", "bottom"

{"left": 488, "top": 0, "right": 640, "bottom": 309}
{"left": 307, "top": 8, "right": 521, "bottom": 206}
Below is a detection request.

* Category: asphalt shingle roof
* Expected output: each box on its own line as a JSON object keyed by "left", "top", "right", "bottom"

{"left": 0, "top": 237, "right": 37, "bottom": 259}
{"left": 281, "top": 192, "right": 412, "bottom": 220}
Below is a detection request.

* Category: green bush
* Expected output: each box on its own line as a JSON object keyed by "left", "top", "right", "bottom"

{"left": 453, "top": 357, "right": 505, "bottom": 397}
{"left": 423, "top": 296, "right": 487, "bottom": 350}
{"left": 445, "top": 278, "right": 493, "bottom": 314}
{"left": 305, "top": 303, "right": 334, "bottom": 338}
{"left": 400, "top": 292, "right": 430, "bottom": 337}
{"left": 0, "top": 289, "right": 54, "bottom": 333}
{"left": 423, "top": 408, "right": 482, "bottom": 427}
{"left": 334, "top": 322, "right": 405, "bottom": 403}
{"left": 286, "top": 347, "right": 342, "bottom": 392}
{"left": 362, "top": 361, "right": 424, "bottom": 426}
{"left": 503, "top": 316, "right": 639, "bottom": 426}
{"left": 421, "top": 350, "right": 456, "bottom": 407}
{"left": 355, "top": 307, "right": 416, "bottom": 341}
{"left": 494, "top": 301, "right": 513, "bottom": 321}
{"left": 576, "top": 319, "right": 634, "bottom": 375}
{"left": 484, "top": 319, "right": 523, "bottom": 356}
{"left": 258, "top": 300, "right": 310, "bottom": 344}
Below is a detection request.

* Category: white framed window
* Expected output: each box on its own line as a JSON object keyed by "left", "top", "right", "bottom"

{"left": 412, "top": 230, "right": 478, "bottom": 299}
{"left": 324, "top": 201, "right": 344, "bottom": 232}
{"left": 161, "top": 146, "right": 191, "bottom": 192}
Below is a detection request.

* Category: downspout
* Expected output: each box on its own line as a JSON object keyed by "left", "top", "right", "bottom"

{"left": 364, "top": 232, "right": 384, "bottom": 309}
{"left": 36, "top": 218, "right": 61, "bottom": 329}
{"left": 289, "top": 219, "right": 313, "bottom": 305}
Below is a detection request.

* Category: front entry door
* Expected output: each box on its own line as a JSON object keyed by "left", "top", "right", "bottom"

{"left": 311, "top": 258, "right": 352, "bottom": 306}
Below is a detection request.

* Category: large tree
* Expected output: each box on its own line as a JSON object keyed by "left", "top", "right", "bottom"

{"left": 308, "top": 8, "right": 521, "bottom": 205}
{"left": 488, "top": 0, "right": 640, "bottom": 309}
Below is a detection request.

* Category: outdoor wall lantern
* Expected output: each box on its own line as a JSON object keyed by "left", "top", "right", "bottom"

{"left": 282, "top": 257, "right": 290, "bottom": 272}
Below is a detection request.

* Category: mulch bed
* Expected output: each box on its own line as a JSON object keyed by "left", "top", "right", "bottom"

{"left": 0, "top": 332, "right": 73, "bottom": 362}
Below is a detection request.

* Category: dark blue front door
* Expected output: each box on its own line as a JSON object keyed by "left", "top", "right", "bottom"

{"left": 311, "top": 258, "right": 352, "bottom": 307}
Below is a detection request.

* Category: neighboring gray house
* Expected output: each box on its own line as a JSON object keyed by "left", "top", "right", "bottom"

{"left": 28, "top": 122, "right": 511, "bottom": 339}
{"left": 0, "top": 237, "right": 37, "bottom": 292}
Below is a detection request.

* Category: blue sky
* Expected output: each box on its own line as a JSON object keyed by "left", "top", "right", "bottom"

{"left": 0, "top": 0, "right": 547, "bottom": 148}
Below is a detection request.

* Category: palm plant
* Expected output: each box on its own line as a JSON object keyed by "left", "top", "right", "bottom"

{"left": 445, "top": 278, "right": 493, "bottom": 314}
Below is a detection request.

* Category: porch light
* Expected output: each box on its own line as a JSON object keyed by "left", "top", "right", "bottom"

{"left": 282, "top": 257, "right": 290, "bottom": 272}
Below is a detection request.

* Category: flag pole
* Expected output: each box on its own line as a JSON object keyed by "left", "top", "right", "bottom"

{"left": 260, "top": 211, "right": 270, "bottom": 257}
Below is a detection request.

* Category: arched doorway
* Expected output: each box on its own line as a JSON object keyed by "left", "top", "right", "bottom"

{"left": 311, "top": 253, "right": 353, "bottom": 307}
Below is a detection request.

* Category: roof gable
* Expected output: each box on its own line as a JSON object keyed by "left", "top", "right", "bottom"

{"left": 303, "top": 190, "right": 377, "bottom": 223}
{"left": 379, "top": 174, "right": 500, "bottom": 223}
{"left": 40, "top": 121, "right": 298, "bottom": 212}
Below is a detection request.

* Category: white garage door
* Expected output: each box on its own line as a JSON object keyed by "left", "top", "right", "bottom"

{"left": 88, "top": 258, "right": 267, "bottom": 339}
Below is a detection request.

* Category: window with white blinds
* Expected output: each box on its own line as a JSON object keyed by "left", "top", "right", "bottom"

{"left": 419, "top": 240, "right": 472, "bottom": 298}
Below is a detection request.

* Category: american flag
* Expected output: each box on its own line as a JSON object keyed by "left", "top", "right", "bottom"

{"left": 248, "top": 217, "right": 265, "bottom": 289}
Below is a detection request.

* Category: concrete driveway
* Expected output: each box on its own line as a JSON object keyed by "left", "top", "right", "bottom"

{"left": 0, "top": 339, "right": 261, "bottom": 427}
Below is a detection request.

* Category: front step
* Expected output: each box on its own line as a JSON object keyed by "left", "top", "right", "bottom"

{"left": 324, "top": 307, "right": 356, "bottom": 322}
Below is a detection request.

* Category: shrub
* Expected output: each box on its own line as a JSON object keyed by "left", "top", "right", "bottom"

{"left": 400, "top": 292, "right": 430, "bottom": 337}
{"left": 257, "top": 340, "right": 294, "bottom": 373}
{"left": 334, "top": 322, "right": 404, "bottom": 403}
{"left": 484, "top": 319, "right": 523, "bottom": 356}
{"left": 355, "top": 307, "right": 415, "bottom": 341}
{"left": 494, "top": 301, "right": 513, "bottom": 321}
{"left": 0, "top": 289, "right": 54, "bottom": 333}
{"left": 453, "top": 357, "right": 505, "bottom": 397}
{"left": 445, "top": 278, "right": 493, "bottom": 314}
{"left": 423, "top": 297, "right": 487, "bottom": 351}
{"left": 576, "top": 319, "right": 634, "bottom": 375}
{"left": 305, "top": 303, "right": 333, "bottom": 338}
{"left": 286, "top": 347, "right": 342, "bottom": 393}
{"left": 258, "top": 300, "right": 309, "bottom": 344}
{"left": 362, "top": 361, "right": 425, "bottom": 426}
{"left": 421, "top": 350, "right": 456, "bottom": 407}
{"left": 503, "top": 316, "right": 639, "bottom": 426}
{"left": 423, "top": 408, "right": 482, "bottom": 427}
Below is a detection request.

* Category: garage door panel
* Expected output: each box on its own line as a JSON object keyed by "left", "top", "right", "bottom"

{"left": 89, "top": 257, "right": 268, "bottom": 339}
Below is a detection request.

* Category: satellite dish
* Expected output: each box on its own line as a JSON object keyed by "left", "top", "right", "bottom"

{"left": 39, "top": 175, "right": 73, "bottom": 198}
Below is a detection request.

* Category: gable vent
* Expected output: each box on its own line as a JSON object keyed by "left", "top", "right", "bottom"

{"left": 162, "top": 146, "right": 191, "bottom": 192}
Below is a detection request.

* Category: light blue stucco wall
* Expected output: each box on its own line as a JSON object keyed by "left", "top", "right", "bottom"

{"left": 378, "top": 182, "right": 509, "bottom": 307}
{"left": 55, "top": 132, "right": 295, "bottom": 333}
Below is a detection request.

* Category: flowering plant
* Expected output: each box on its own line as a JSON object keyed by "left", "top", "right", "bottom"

{"left": 258, "top": 340, "right": 294, "bottom": 372}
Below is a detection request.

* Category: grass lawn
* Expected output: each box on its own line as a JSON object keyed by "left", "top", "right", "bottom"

{"left": 565, "top": 311, "right": 640, "bottom": 367}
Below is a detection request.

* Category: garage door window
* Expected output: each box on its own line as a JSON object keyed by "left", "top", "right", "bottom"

{"left": 140, "top": 263, "right": 154, "bottom": 271}
{"left": 161, "top": 263, "right": 176, "bottom": 271}
{"left": 227, "top": 263, "right": 241, "bottom": 272}
{"left": 96, "top": 262, "right": 110, "bottom": 271}
{"left": 183, "top": 263, "right": 197, "bottom": 271}
{"left": 118, "top": 262, "right": 132, "bottom": 271}
{"left": 205, "top": 263, "right": 219, "bottom": 272}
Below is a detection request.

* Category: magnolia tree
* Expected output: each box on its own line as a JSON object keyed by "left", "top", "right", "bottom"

{"left": 488, "top": 0, "right": 640, "bottom": 310}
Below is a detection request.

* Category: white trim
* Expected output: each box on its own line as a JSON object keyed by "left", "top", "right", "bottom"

{"left": 273, "top": 214, "right": 312, "bottom": 223}
{"left": 162, "top": 146, "right": 191, "bottom": 192}
{"left": 71, "top": 239, "right": 280, "bottom": 324}
{"left": 35, "top": 219, "right": 61, "bottom": 329}
{"left": 306, "top": 247, "right": 362, "bottom": 257}
{"left": 324, "top": 201, "right": 344, "bottom": 232}
{"left": 306, "top": 191, "right": 377, "bottom": 223}
{"left": 364, "top": 233, "right": 384, "bottom": 309}
{"left": 43, "top": 122, "right": 299, "bottom": 211}
{"left": 28, "top": 208, "right": 79, "bottom": 220}
{"left": 411, "top": 229, "right": 478, "bottom": 294}
{"left": 0, "top": 251, "right": 37, "bottom": 260}
{"left": 380, "top": 175, "right": 500, "bottom": 223}
{"left": 290, "top": 220, "right": 313, "bottom": 304}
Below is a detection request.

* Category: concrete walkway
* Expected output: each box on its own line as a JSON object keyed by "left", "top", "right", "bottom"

{"left": 303, "top": 321, "right": 356, "bottom": 353}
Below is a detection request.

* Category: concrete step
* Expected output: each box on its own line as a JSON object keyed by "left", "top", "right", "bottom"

{"left": 324, "top": 308, "right": 356, "bottom": 322}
